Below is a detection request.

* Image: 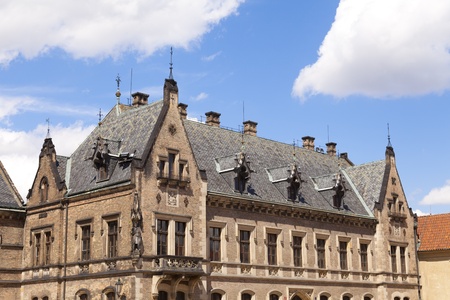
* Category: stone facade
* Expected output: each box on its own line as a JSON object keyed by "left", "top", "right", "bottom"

{"left": 0, "top": 76, "right": 420, "bottom": 300}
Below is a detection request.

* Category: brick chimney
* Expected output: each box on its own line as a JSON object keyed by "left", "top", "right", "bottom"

{"left": 205, "top": 111, "right": 221, "bottom": 127}
{"left": 131, "top": 92, "right": 149, "bottom": 107}
{"left": 302, "top": 136, "right": 315, "bottom": 151}
{"left": 243, "top": 120, "right": 257, "bottom": 136}
{"left": 178, "top": 103, "right": 188, "bottom": 119}
{"left": 326, "top": 142, "right": 337, "bottom": 157}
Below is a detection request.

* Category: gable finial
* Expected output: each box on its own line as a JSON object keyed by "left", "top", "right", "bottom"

{"left": 98, "top": 108, "right": 103, "bottom": 125}
{"left": 169, "top": 47, "right": 174, "bottom": 79}
{"left": 293, "top": 139, "right": 297, "bottom": 163}
{"left": 46, "top": 118, "right": 51, "bottom": 139}
{"left": 387, "top": 123, "right": 392, "bottom": 148}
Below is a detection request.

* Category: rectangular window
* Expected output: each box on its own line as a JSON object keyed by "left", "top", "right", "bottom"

{"left": 339, "top": 241, "right": 348, "bottom": 270}
{"left": 400, "top": 246, "right": 406, "bottom": 273}
{"left": 360, "top": 243, "right": 368, "bottom": 271}
{"left": 108, "top": 221, "right": 118, "bottom": 258}
{"left": 44, "top": 232, "right": 51, "bottom": 265}
{"left": 317, "top": 239, "right": 326, "bottom": 269}
{"left": 293, "top": 236, "right": 302, "bottom": 267}
{"left": 240, "top": 230, "right": 250, "bottom": 263}
{"left": 35, "top": 233, "right": 41, "bottom": 266}
{"left": 179, "top": 163, "right": 185, "bottom": 180}
{"left": 157, "top": 219, "right": 169, "bottom": 255}
{"left": 81, "top": 225, "right": 91, "bottom": 261}
{"left": 175, "top": 221, "right": 186, "bottom": 256}
{"left": 168, "top": 153, "right": 176, "bottom": 179}
{"left": 159, "top": 160, "right": 166, "bottom": 177}
{"left": 267, "top": 233, "right": 277, "bottom": 265}
{"left": 391, "top": 245, "right": 397, "bottom": 273}
{"left": 209, "top": 227, "right": 221, "bottom": 261}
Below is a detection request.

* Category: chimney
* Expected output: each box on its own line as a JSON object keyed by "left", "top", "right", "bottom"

{"left": 205, "top": 111, "right": 221, "bottom": 127}
{"left": 302, "top": 136, "right": 315, "bottom": 150}
{"left": 243, "top": 120, "right": 258, "bottom": 136}
{"left": 326, "top": 142, "right": 337, "bottom": 157}
{"left": 131, "top": 92, "right": 149, "bottom": 107}
{"left": 178, "top": 103, "right": 188, "bottom": 119}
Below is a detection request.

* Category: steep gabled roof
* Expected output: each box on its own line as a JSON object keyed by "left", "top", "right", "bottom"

{"left": 67, "top": 101, "right": 164, "bottom": 196}
{"left": 0, "top": 161, "right": 24, "bottom": 209}
{"left": 418, "top": 213, "right": 450, "bottom": 251}
{"left": 344, "top": 160, "right": 386, "bottom": 211}
{"left": 184, "top": 120, "right": 379, "bottom": 217}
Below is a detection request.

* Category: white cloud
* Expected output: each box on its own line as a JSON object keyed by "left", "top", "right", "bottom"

{"left": 292, "top": 0, "right": 450, "bottom": 100}
{"left": 413, "top": 209, "right": 429, "bottom": 217}
{"left": 0, "top": 0, "right": 244, "bottom": 66}
{"left": 0, "top": 122, "right": 95, "bottom": 200}
{"left": 420, "top": 180, "right": 450, "bottom": 205}
{"left": 191, "top": 92, "right": 209, "bottom": 101}
{"left": 202, "top": 51, "right": 222, "bottom": 62}
{"left": 0, "top": 96, "right": 36, "bottom": 120}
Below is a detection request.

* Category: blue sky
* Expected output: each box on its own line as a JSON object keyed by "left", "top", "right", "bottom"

{"left": 1, "top": 0, "right": 450, "bottom": 215}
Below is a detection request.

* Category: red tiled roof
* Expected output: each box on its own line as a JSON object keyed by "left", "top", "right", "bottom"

{"left": 417, "top": 213, "right": 450, "bottom": 252}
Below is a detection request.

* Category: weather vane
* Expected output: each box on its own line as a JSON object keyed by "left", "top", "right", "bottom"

{"left": 169, "top": 47, "right": 174, "bottom": 79}
{"left": 46, "top": 118, "right": 50, "bottom": 138}
{"left": 116, "top": 74, "right": 121, "bottom": 89}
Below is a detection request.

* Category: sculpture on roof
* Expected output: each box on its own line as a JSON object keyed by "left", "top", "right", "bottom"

{"left": 234, "top": 152, "right": 254, "bottom": 194}
{"left": 287, "top": 164, "right": 302, "bottom": 201}
{"left": 333, "top": 173, "right": 346, "bottom": 209}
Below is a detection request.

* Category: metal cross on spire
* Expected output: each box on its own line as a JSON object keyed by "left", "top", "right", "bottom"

{"left": 116, "top": 74, "right": 121, "bottom": 89}
{"left": 169, "top": 47, "right": 174, "bottom": 79}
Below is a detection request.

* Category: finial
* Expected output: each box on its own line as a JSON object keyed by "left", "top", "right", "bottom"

{"left": 293, "top": 139, "right": 297, "bottom": 162}
{"left": 115, "top": 74, "right": 122, "bottom": 99}
{"left": 46, "top": 118, "right": 51, "bottom": 139}
{"left": 169, "top": 47, "right": 174, "bottom": 79}
{"left": 387, "top": 123, "right": 392, "bottom": 148}
{"left": 98, "top": 108, "right": 103, "bottom": 125}
{"left": 116, "top": 74, "right": 121, "bottom": 89}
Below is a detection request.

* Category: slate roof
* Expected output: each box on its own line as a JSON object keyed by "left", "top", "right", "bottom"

{"left": 67, "top": 101, "right": 164, "bottom": 196}
{"left": 418, "top": 213, "right": 450, "bottom": 251}
{"left": 0, "top": 161, "right": 23, "bottom": 209}
{"left": 184, "top": 120, "right": 384, "bottom": 217}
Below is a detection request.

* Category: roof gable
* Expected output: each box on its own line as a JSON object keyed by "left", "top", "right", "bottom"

{"left": 67, "top": 101, "right": 164, "bottom": 196}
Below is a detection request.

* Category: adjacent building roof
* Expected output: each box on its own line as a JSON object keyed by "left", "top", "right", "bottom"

{"left": 418, "top": 213, "right": 450, "bottom": 251}
{"left": 0, "top": 161, "right": 24, "bottom": 209}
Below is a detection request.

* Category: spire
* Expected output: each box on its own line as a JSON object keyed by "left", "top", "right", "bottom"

{"left": 386, "top": 123, "right": 395, "bottom": 159}
{"left": 115, "top": 74, "right": 121, "bottom": 116}
{"left": 46, "top": 118, "right": 51, "bottom": 139}
{"left": 169, "top": 47, "right": 174, "bottom": 80}
{"left": 98, "top": 108, "right": 103, "bottom": 126}
{"left": 387, "top": 123, "right": 392, "bottom": 148}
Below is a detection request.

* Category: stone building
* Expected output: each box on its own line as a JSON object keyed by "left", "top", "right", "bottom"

{"left": 1, "top": 75, "right": 420, "bottom": 299}
{"left": 417, "top": 213, "right": 450, "bottom": 300}
{"left": 0, "top": 161, "right": 26, "bottom": 299}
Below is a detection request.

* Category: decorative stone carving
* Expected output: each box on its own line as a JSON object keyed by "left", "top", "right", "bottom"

{"left": 131, "top": 192, "right": 144, "bottom": 267}
{"left": 333, "top": 173, "right": 346, "bottom": 208}
{"left": 234, "top": 152, "right": 254, "bottom": 194}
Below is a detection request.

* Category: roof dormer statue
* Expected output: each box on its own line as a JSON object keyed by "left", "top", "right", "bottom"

{"left": 91, "top": 137, "right": 110, "bottom": 181}
{"left": 233, "top": 152, "right": 254, "bottom": 194}
{"left": 287, "top": 164, "right": 302, "bottom": 201}
{"left": 333, "top": 172, "right": 346, "bottom": 209}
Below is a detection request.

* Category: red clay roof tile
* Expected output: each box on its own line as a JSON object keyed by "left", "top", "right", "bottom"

{"left": 417, "top": 213, "right": 450, "bottom": 252}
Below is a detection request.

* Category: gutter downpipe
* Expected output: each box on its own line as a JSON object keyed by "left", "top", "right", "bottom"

{"left": 413, "top": 214, "right": 422, "bottom": 300}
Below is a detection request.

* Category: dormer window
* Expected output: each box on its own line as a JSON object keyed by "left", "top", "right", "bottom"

{"left": 40, "top": 177, "right": 49, "bottom": 202}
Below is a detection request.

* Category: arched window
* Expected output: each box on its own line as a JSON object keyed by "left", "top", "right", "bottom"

{"left": 176, "top": 292, "right": 185, "bottom": 300}
{"left": 343, "top": 295, "right": 352, "bottom": 300}
{"left": 270, "top": 294, "right": 280, "bottom": 300}
{"left": 292, "top": 297, "right": 301, "bottom": 300}
{"left": 211, "top": 293, "right": 222, "bottom": 300}
{"left": 106, "top": 292, "right": 115, "bottom": 300}
{"left": 79, "top": 295, "right": 88, "bottom": 300}
{"left": 42, "top": 297, "right": 49, "bottom": 300}
{"left": 158, "top": 291, "right": 168, "bottom": 300}
{"left": 242, "top": 293, "right": 252, "bottom": 300}
{"left": 320, "top": 295, "right": 329, "bottom": 300}
{"left": 40, "top": 177, "right": 49, "bottom": 202}
{"left": 32, "top": 298, "right": 38, "bottom": 300}
{"left": 363, "top": 295, "right": 373, "bottom": 300}
{"left": 394, "top": 297, "right": 401, "bottom": 300}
